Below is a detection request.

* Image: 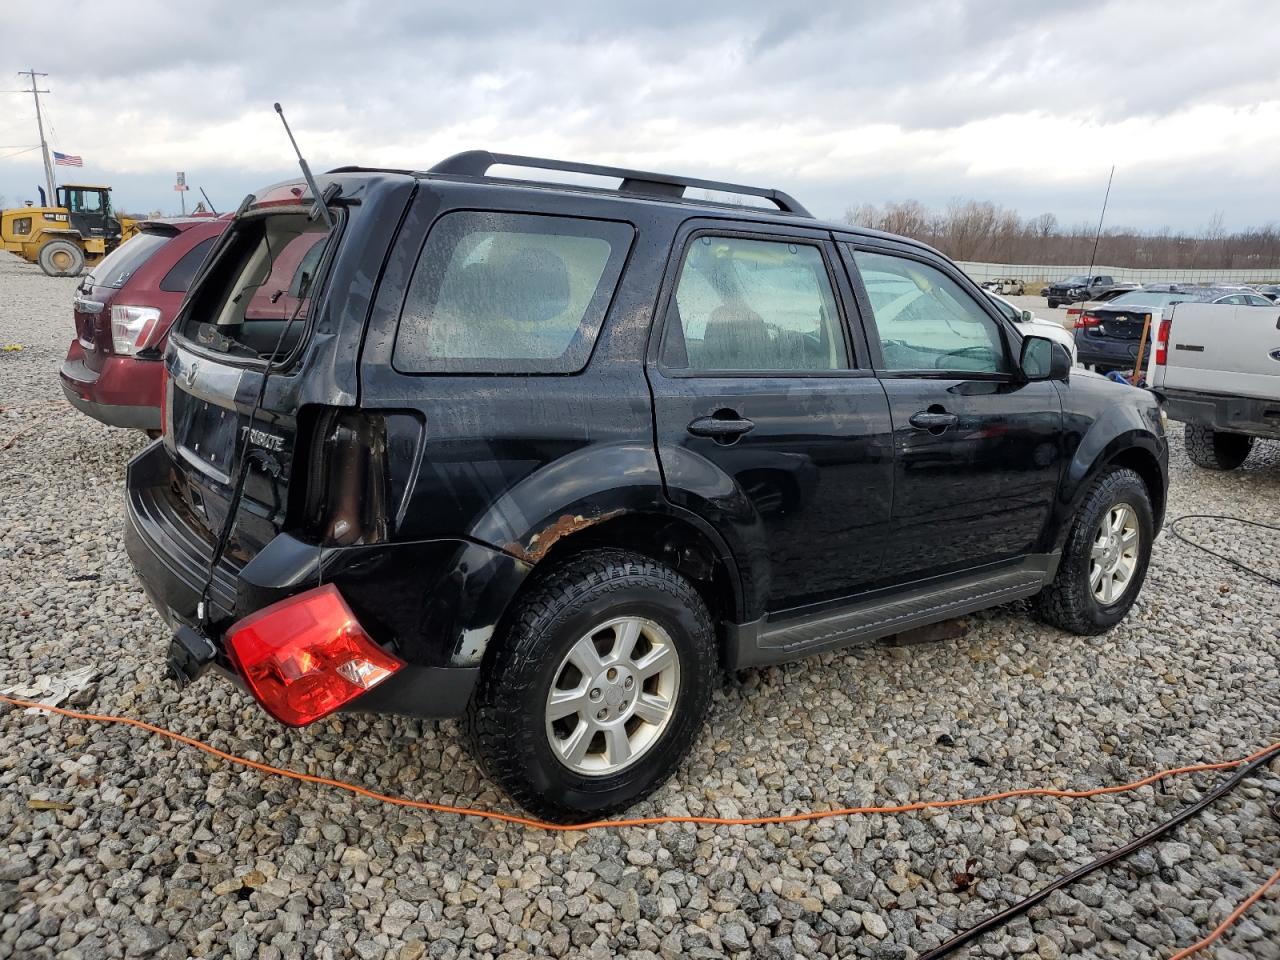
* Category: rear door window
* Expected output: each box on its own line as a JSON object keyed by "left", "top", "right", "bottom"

{"left": 159, "top": 236, "right": 218, "bottom": 292}
{"left": 393, "top": 211, "right": 633, "bottom": 374}
{"left": 659, "top": 235, "right": 847, "bottom": 371}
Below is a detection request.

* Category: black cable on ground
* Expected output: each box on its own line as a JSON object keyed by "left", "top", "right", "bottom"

{"left": 1167, "top": 514, "right": 1280, "bottom": 588}
{"left": 918, "top": 744, "right": 1280, "bottom": 960}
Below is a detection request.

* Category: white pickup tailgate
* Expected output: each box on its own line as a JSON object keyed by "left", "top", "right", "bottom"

{"left": 1152, "top": 302, "right": 1280, "bottom": 401}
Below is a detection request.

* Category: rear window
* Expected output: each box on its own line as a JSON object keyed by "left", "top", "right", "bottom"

{"left": 177, "top": 211, "right": 334, "bottom": 362}
{"left": 87, "top": 230, "right": 172, "bottom": 289}
{"left": 159, "top": 236, "right": 218, "bottom": 293}
{"left": 393, "top": 211, "right": 633, "bottom": 374}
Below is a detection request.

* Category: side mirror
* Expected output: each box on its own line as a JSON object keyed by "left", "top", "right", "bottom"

{"left": 1019, "top": 309, "right": 1034, "bottom": 323}
{"left": 1020, "top": 335, "right": 1071, "bottom": 381}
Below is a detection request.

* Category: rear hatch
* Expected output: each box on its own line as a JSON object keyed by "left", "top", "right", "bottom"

{"left": 162, "top": 201, "right": 340, "bottom": 563}
{"left": 75, "top": 226, "right": 179, "bottom": 370}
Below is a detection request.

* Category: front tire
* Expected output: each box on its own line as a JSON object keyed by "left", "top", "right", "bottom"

{"left": 464, "top": 549, "right": 716, "bottom": 823}
{"left": 1034, "top": 467, "right": 1154, "bottom": 635}
{"left": 1184, "top": 424, "right": 1254, "bottom": 470}
{"left": 1047, "top": 299, "right": 1059, "bottom": 309}
{"left": 37, "top": 239, "right": 85, "bottom": 277}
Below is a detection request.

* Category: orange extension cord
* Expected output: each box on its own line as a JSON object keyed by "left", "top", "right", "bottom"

{"left": 3, "top": 692, "right": 1277, "bottom": 957}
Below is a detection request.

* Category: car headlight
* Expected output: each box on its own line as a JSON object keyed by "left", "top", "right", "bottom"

{"left": 110, "top": 305, "right": 163, "bottom": 355}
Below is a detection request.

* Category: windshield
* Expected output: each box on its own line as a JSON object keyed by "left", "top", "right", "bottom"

{"left": 1061, "top": 275, "right": 1089, "bottom": 285}
{"left": 86, "top": 230, "right": 172, "bottom": 289}
{"left": 177, "top": 211, "right": 334, "bottom": 361}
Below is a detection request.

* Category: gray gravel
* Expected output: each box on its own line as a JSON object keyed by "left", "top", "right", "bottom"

{"left": 1, "top": 250, "right": 1278, "bottom": 959}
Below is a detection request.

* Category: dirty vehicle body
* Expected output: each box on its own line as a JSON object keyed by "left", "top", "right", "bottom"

{"left": 1146, "top": 299, "right": 1280, "bottom": 470}
{"left": 60, "top": 217, "right": 230, "bottom": 430}
{"left": 1044, "top": 275, "right": 1135, "bottom": 309}
{"left": 125, "top": 153, "right": 1169, "bottom": 820}
{"left": 0, "top": 184, "right": 138, "bottom": 277}
{"left": 1075, "top": 286, "right": 1275, "bottom": 373}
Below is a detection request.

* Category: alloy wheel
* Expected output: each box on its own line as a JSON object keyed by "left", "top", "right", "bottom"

{"left": 544, "top": 616, "right": 681, "bottom": 776}
{"left": 1090, "top": 502, "right": 1140, "bottom": 604}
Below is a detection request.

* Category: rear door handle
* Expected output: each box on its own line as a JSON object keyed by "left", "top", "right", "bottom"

{"left": 909, "top": 411, "right": 959, "bottom": 431}
{"left": 688, "top": 415, "right": 755, "bottom": 439}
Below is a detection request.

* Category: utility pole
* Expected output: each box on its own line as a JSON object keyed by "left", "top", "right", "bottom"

{"left": 18, "top": 69, "right": 56, "bottom": 206}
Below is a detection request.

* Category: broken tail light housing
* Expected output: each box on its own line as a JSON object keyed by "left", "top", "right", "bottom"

{"left": 302, "top": 410, "right": 388, "bottom": 546}
{"left": 1154, "top": 318, "right": 1172, "bottom": 366}
{"left": 226, "top": 584, "right": 402, "bottom": 726}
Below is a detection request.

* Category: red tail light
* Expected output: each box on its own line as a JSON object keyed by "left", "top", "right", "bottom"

{"left": 227, "top": 584, "right": 403, "bottom": 726}
{"left": 1154, "top": 318, "right": 1171, "bottom": 366}
{"left": 1075, "top": 313, "right": 1101, "bottom": 329}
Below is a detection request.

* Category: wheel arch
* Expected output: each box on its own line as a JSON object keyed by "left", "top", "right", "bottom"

{"left": 460, "top": 441, "right": 749, "bottom": 668}
{"left": 527, "top": 509, "right": 744, "bottom": 625}
{"left": 1052, "top": 425, "right": 1168, "bottom": 553}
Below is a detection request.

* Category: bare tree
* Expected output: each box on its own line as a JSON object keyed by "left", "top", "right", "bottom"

{"left": 842, "top": 198, "right": 1278, "bottom": 272}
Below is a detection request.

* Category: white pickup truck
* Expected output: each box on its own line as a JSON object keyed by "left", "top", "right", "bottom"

{"left": 1147, "top": 300, "right": 1280, "bottom": 469}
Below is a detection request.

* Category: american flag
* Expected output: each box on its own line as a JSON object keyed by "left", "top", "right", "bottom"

{"left": 53, "top": 151, "right": 82, "bottom": 167}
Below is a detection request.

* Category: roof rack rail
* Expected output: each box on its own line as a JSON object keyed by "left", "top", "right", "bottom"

{"left": 428, "top": 150, "right": 813, "bottom": 218}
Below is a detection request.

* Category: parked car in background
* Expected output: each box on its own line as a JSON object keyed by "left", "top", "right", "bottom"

{"left": 1249, "top": 283, "right": 1280, "bottom": 302}
{"left": 1065, "top": 286, "right": 1136, "bottom": 328}
{"left": 126, "top": 151, "right": 1167, "bottom": 821}
{"left": 1073, "top": 286, "right": 1275, "bottom": 373}
{"left": 60, "top": 217, "right": 230, "bottom": 431}
{"left": 1043, "top": 275, "right": 1135, "bottom": 309}
{"left": 980, "top": 277, "right": 1024, "bottom": 295}
{"left": 984, "top": 291, "right": 1077, "bottom": 364}
{"left": 1146, "top": 298, "right": 1280, "bottom": 469}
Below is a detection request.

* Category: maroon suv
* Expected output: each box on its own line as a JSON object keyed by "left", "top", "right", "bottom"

{"left": 60, "top": 216, "right": 229, "bottom": 431}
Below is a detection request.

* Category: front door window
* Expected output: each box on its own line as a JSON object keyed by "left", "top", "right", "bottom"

{"left": 852, "top": 250, "right": 1008, "bottom": 374}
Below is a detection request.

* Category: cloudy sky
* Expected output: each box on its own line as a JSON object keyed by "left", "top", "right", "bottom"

{"left": 2, "top": 0, "right": 1279, "bottom": 231}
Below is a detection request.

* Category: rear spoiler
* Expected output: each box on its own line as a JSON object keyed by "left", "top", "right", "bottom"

{"left": 132, "top": 220, "right": 185, "bottom": 237}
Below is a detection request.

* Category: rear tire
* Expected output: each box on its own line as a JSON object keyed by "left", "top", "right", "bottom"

{"left": 1033, "top": 467, "right": 1153, "bottom": 635}
{"left": 37, "top": 239, "right": 85, "bottom": 277}
{"left": 464, "top": 549, "right": 716, "bottom": 823}
{"left": 1184, "top": 424, "right": 1254, "bottom": 471}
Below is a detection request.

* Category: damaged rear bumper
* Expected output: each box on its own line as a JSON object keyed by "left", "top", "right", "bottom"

{"left": 124, "top": 441, "right": 530, "bottom": 718}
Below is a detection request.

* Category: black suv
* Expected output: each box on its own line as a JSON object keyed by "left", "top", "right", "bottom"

{"left": 1042, "top": 275, "right": 1133, "bottom": 309}
{"left": 125, "top": 152, "right": 1168, "bottom": 821}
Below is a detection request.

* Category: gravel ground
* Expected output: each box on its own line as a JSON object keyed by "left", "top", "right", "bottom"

{"left": 1, "top": 250, "right": 1278, "bottom": 960}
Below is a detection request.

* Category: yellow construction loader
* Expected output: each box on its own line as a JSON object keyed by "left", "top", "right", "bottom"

{"left": 0, "top": 184, "right": 139, "bottom": 277}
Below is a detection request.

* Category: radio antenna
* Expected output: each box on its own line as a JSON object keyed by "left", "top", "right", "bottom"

{"left": 273, "top": 102, "right": 333, "bottom": 228}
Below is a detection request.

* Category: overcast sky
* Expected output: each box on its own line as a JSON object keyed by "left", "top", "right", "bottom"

{"left": 3, "top": 0, "right": 1279, "bottom": 231}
